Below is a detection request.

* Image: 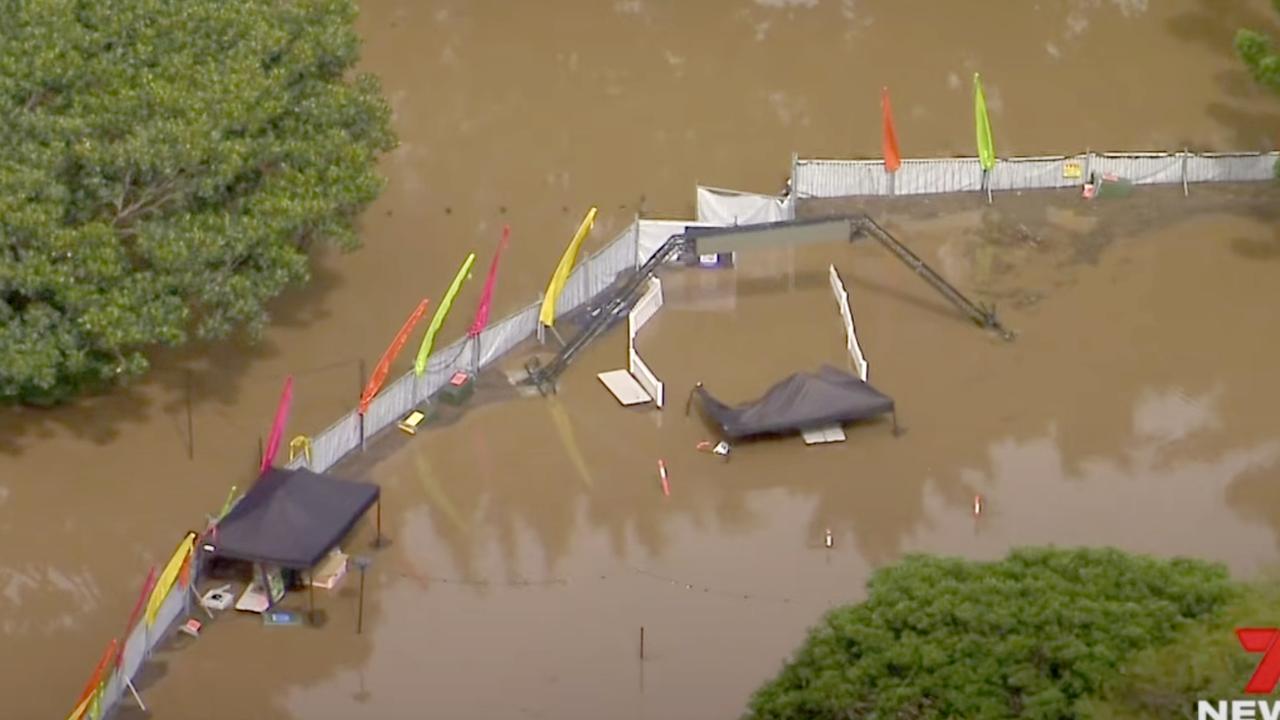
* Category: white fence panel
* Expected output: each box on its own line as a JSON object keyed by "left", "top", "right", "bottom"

{"left": 629, "top": 347, "right": 664, "bottom": 409}
{"left": 477, "top": 303, "right": 538, "bottom": 368}
{"left": 1090, "top": 152, "right": 1183, "bottom": 185}
{"left": 308, "top": 410, "right": 361, "bottom": 473}
{"left": 895, "top": 158, "right": 985, "bottom": 195}
{"left": 828, "top": 265, "right": 867, "bottom": 382}
{"left": 1185, "top": 152, "right": 1279, "bottom": 183}
{"left": 989, "top": 155, "right": 1085, "bottom": 191}
{"left": 794, "top": 159, "right": 885, "bottom": 198}
{"left": 696, "top": 186, "right": 794, "bottom": 225}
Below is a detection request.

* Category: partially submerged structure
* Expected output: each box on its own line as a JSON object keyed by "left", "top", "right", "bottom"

{"left": 206, "top": 467, "right": 381, "bottom": 619}
{"left": 694, "top": 366, "right": 897, "bottom": 441}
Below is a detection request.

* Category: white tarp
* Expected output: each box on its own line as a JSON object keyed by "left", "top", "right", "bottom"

{"left": 696, "top": 186, "right": 795, "bottom": 226}
{"left": 828, "top": 265, "right": 867, "bottom": 382}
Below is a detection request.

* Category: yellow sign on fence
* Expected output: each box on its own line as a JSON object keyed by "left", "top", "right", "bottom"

{"left": 1063, "top": 161, "right": 1083, "bottom": 179}
{"left": 289, "top": 435, "right": 312, "bottom": 464}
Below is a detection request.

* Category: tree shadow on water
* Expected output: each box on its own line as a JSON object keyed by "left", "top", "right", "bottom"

{"left": 0, "top": 251, "right": 349, "bottom": 455}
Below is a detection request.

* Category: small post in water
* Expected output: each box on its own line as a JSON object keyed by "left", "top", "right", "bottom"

{"left": 354, "top": 556, "right": 372, "bottom": 635}
{"left": 640, "top": 626, "right": 645, "bottom": 660}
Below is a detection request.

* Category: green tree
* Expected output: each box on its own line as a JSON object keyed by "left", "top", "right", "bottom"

{"left": 1236, "top": 0, "right": 1280, "bottom": 177}
{"left": 747, "top": 548, "right": 1237, "bottom": 720}
{"left": 1084, "top": 580, "right": 1280, "bottom": 719}
{"left": 0, "top": 0, "right": 395, "bottom": 404}
{"left": 1236, "top": 0, "right": 1280, "bottom": 93}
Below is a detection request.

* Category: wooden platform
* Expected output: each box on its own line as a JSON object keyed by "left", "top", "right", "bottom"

{"left": 597, "top": 369, "right": 653, "bottom": 406}
{"left": 802, "top": 424, "right": 847, "bottom": 445}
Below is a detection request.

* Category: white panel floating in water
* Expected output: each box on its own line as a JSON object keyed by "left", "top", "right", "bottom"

{"left": 802, "top": 424, "right": 847, "bottom": 445}
{"left": 597, "top": 370, "right": 653, "bottom": 406}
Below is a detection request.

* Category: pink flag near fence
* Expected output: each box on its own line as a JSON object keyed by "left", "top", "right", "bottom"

{"left": 468, "top": 224, "right": 511, "bottom": 337}
{"left": 260, "top": 376, "right": 294, "bottom": 472}
{"left": 116, "top": 566, "right": 157, "bottom": 669}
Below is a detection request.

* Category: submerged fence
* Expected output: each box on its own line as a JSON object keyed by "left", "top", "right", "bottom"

{"left": 79, "top": 147, "right": 1277, "bottom": 719}
{"left": 792, "top": 150, "right": 1280, "bottom": 199}
{"left": 286, "top": 219, "right": 643, "bottom": 474}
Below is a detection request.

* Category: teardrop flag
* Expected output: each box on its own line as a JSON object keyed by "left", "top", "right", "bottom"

{"left": 360, "top": 298, "right": 431, "bottom": 415}
{"left": 414, "top": 253, "right": 476, "bottom": 375}
{"left": 974, "top": 73, "right": 996, "bottom": 171}
{"left": 469, "top": 225, "right": 510, "bottom": 338}
{"left": 259, "top": 376, "right": 293, "bottom": 472}
{"left": 539, "top": 207, "right": 598, "bottom": 328}
{"left": 881, "top": 87, "right": 902, "bottom": 172}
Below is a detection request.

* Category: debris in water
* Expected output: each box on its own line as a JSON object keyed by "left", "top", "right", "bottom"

{"left": 712, "top": 441, "right": 730, "bottom": 457}
{"left": 824, "top": 529, "right": 833, "bottom": 548}
{"left": 973, "top": 495, "right": 983, "bottom": 517}
{"left": 658, "top": 459, "right": 670, "bottom": 497}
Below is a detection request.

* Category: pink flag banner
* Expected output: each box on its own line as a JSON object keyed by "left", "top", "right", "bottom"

{"left": 260, "top": 376, "right": 294, "bottom": 472}
{"left": 468, "top": 224, "right": 511, "bottom": 337}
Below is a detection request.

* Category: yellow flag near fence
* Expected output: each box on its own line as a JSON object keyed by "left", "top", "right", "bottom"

{"left": 414, "top": 252, "right": 476, "bottom": 375}
{"left": 974, "top": 73, "right": 996, "bottom": 172}
{"left": 539, "top": 207, "right": 598, "bottom": 327}
{"left": 145, "top": 531, "right": 196, "bottom": 626}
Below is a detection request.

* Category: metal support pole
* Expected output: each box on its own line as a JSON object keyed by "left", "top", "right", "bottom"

{"left": 375, "top": 499, "right": 382, "bottom": 548}
{"left": 353, "top": 556, "right": 372, "bottom": 635}
{"left": 125, "top": 678, "right": 147, "bottom": 711}
{"left": 1182, "top": 148, "right": 1190, "bottom": 197}
{"left": 308, "top": 572, "right": 316, "bottom": 626}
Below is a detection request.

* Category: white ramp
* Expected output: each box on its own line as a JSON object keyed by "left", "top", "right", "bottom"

{"left": 597, "top": 370, "right": 652, "bottom": 406}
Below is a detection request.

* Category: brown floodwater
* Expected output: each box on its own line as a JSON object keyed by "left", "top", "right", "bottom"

{"left": 2, "top": 1, "right": 1279, "bottom": 718}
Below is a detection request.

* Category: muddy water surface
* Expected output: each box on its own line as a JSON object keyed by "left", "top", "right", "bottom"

{"left": 120, "top": 186, "right": 1280, "bottom": 720}
{"left": 2, "top": 1, "right": 1280, "bottom": 718}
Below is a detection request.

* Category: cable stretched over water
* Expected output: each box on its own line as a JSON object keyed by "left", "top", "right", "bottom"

{"left": 395, "top": 562, "right": 800, "bottom": 605}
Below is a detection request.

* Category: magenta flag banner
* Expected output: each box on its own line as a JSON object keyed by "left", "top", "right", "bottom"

{"left": 468, "top": 224, "right": 511, "bottom": 337}
{"left": 260, "top": 375, "right": 293, "bottom": 472}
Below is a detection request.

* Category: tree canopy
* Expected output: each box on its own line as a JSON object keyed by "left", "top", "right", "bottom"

{"left": 747, "top": 548, "right": 1237, "bottom": 720}
{"left": 1236, "top": 0, "right": 1280, "bottom": 94}
{"left": 0, "top": 0, "right": 395, "bottom": 404}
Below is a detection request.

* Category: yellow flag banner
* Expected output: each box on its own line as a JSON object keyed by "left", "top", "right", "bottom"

{"left": 539, "top": 206, "right": 598, "bottom": 327}
{"left": 65, "top": 694, "right": 92, "bottom": 720}
{"left": 414, "top": 252, "right": 477, "bottom": 375}
{"left": 145, "top": 531, "right": 196, "bottom": 626}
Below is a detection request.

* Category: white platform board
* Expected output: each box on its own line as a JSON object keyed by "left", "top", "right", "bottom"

{"left": 597, "top": 370, "right": 652, "bottom": 406}
{"left": 802, "top": 424, "right": 847, "bottom": 445}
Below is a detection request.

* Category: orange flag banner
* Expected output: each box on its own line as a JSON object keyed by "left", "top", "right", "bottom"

{"left": 69, "top": 638, "right": 117, "bottom": 720}
{"left": 881, "top": 87, "right": 902, "bottom": 172}
{"left": 359, "top": 298, "right": 431, "bottom": 415}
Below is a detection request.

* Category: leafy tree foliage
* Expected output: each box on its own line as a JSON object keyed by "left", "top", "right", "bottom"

{"left": 1084, "top": 580, "right": 1280, "bottom": 719}
{"left": 747, "top": 548, "right": 1236, "bottom": 720}
{"left": 1236, "top": 0, "right": 1280, "bottom": 177}
{"left": 0, "top": 0, "right": 395, "bottom": 404}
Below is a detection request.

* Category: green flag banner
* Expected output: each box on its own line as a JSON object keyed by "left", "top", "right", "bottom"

{"left": 974, "top": 73, "right": 996, "bottom": 172}
{"left": 414, "top": 253, "right": 477, "bottom": 375}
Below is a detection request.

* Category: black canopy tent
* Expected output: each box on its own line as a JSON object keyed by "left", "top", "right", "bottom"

{"left": 208, "top": 467, "right": 381, "bottom": 620}
{"left": 693, "top": 365, "right": 897, "bottom": 440}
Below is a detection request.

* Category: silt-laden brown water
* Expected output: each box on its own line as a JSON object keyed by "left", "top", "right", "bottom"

{"left": 2, "top": 1, "right": 1279, "bottom": 718}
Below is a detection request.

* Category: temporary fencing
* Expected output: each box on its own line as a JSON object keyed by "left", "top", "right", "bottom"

{"left": 828, "top": 265, "right": 867, "bottom": 382}
{"left": 628, "top": 277, "right": 665, "bottom": 408}
{"left": 696, "top": 186, "right": 795, "bottom": 226}
{"left": 77, "top": 146, "right": 1275, "bottom": 719}
{"left": 791, "top": 150, "right": 1279, "bottom": 199}
{"left": 70, "top": 534, "right": 194, "bottom": 720}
